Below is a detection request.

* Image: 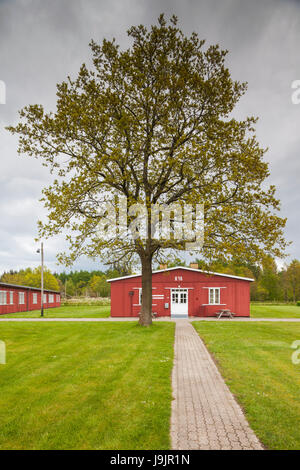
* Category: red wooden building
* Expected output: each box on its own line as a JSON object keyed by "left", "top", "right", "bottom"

{"left": 0, "top": 282, "right": 61, "bottom": 315}
{"left": 108, "top": 266, "right": 254, "bottom": 318}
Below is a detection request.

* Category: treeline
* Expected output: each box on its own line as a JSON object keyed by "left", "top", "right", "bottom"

{"left": 2, "top": 258, "right": 300, "bottom": 302}
{"left": 0, "top": 266, "right": 123, "bottom": 297}
{"left": 0, "top": 267, "right": 60, "bottom": 291}
{"left": 192, "top": 257, "right": 300, "bottom": 302}
{"left": 55, "top": 269, "right": 122, "bottom": 297}
{"left": 55, "top": 262, "right": 133, "bottom": 297}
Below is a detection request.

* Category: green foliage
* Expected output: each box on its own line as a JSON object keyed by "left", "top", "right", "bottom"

{"left": 55, "top": 267, "right": 127, "bottom": 297}
{"left": 0, "top": 267, "right": 59, "bottom": 291}
{"left": 0, "top": 267, "right": 119, "bottom": 298}
{"left": 88, "top": 274, "right": 110, "bottom": 297}
{"left": 285, "top": 260, "right": 300, "bottom": 302}
{"left": 7, "top": 14, "right": 287, "bottom": 270}
{"left": 297, "top": 301, "right": 300, "bottom": 307}
{"left": 194, "top": 256, "right": 300, "bottom": 302}
{"left": 155, "top": 258, "right": 187, "bottom": 269}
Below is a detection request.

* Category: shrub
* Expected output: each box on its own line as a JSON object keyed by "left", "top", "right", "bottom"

{"left": 62, "top": 297, "right": 111, "bottom": 306}
{"left": 297, "top": 301, "right": 300, "bottom": 307}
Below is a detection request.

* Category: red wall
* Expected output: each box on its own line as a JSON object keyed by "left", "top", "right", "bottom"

{"left": 0, "top": 286, "right": 61, "bottom": 315}
{"left": 110, "top": 269, "right": 251, "bottom": 317}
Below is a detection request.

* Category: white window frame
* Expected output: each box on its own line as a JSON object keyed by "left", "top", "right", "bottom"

{"left": 33, "top": 293, "right": 38, "bottom": 304}
{"left": 49, "top": 294, "right": 54, "bottom": 304}
{"left": 9, "top": 291, "right": 14, "bottom": 305}
{"left": 0, "top": 291, "right": 7, "bottom": 305}
{"left": 209, "top": 288, "right": 221, "bottom": 305}
{"left": 56, "top": 294, "right": 60, "bottom": 302}
{"left": 133, "top": 287, "right": 158, "bottom": 307}
{"left": 43, "top": 293, "right": 47, "bottom": 303}
{"left": 18, "top": 292, "right": 25, "bottom": 305}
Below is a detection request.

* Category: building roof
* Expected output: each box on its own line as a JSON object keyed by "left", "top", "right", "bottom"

{"left": 0, "top": 282, "right": 60, "bottom": 293}
{"left": 107, "top": 266, "right": 254, "bottom": 283}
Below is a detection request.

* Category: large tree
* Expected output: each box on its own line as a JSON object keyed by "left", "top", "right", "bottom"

{"left": 8, "top": 15, "right": 286, "bottom": 325}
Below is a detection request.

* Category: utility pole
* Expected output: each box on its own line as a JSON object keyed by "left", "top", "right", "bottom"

{"left": 37, "top": 242, "right": 44, "bottom": 317}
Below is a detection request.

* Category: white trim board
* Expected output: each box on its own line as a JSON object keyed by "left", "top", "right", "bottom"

{"left": 164, "top": 287, "right": 194, "bottom": 290}
{"left": 202, "top": 286, "right": 227, "bottom": 289}
{"left": 202, "top": 304, "right": 227, "bottom": 306}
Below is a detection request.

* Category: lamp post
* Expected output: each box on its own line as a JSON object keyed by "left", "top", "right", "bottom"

{"left": 36, "top": 242, "right": 44, "bottom": 317}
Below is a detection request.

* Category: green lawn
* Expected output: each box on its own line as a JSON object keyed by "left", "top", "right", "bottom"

{"left": 3, "top": 302, "right": 300, "bottom": 319}
{"left": 251, "top": 303, "right": 300, "bottom": 318}
{"left": 193, "top": 322, "right": 300, "bottom": 450}
{"left": 0, "top": 322, "right": 174, "bottom": 450}
{"left": 0, "top": 305, "right": 110, "bottom": 318}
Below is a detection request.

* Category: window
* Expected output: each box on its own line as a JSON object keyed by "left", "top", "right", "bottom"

{"left": 33, "top": 293, "right": 38, "bottom": 304}
{"left": 172, "top": 289, "right": 187, "bottom": 304}
{"left": 43, "top": 294, "right": 47, "bottom": 303}
{"left": 138, "top": 288, "right": 142, "bottom": 305}
{"left": 49, "top": 294, "right": 54, "bottom": 303}
{"left": 172, "top": 290, "right": 178, "bottom": 303}
{"left": 180, "top": 291, "right": 187, "bottom": 304}
{"left": 56, "top": 294, "right": 60, "bottom": 302}
{"left": 9, "top": 291, "right": 14, "bottom": 305}
{"left": 19, "top": 292, "right": 25, "bottom": 305}
{"left": 0, "top": 291, "right": 7, "bottom": 305}
{"left": 209, "top": 288, "right": 220, "bottom": 305}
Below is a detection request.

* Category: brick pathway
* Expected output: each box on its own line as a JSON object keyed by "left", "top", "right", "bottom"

{"left": 171, "top": 320, "right": 263, "bottom": 450}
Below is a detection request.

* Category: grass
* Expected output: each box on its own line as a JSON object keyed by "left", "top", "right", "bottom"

{"left": 0, "top": 322, "right": 175, "bottom": 450}
{"left": 251, "top": 303, "right": 300, "bottom": 318}
{"left": 193, "top": 321, "right": 300, "bottom": 450}
{"left": 2, "top": 301, "right": 300, "bottom": 319}
{"left": 0, "top": 305, "right": 111, "bottom": 318}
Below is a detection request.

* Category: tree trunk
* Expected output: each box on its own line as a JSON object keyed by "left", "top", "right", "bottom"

{"left": 139, "top": 254, "right": 153, "bottom": 326}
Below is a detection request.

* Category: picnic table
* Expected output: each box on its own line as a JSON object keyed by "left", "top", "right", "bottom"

{"left": 215, "top": 308, "right": 235, "bottom": 319}
{"left": 138, "top": 312, "right": 158, "bottom": 319}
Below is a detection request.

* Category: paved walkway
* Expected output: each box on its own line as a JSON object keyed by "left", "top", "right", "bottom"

{"left": 170, "top": 320, "right": 263, "bottom": 450}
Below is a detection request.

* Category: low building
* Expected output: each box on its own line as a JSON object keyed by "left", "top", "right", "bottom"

{"left": 0, "top": 282, "right": 61, "bottom": 315}
{"left": 107, "top": 266, "right": 254, "bottom": 318}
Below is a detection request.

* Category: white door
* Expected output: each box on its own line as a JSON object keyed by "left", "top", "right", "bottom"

{"left": 171, "top": 289, "right": 188, "bottom": 318}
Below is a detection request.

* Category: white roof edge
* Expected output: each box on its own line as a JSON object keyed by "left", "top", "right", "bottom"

{"left": 106, "top": 266, "right": 255, "bottom": 283}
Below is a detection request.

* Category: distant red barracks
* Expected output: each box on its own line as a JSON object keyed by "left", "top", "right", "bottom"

{"left": 0, "top": 282, "right": 61, "bottom": 315}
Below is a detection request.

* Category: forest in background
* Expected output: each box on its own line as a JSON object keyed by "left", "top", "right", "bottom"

{"left": 1, "top": 257, "right": 300, "bottom": 302}
{"left": 0, "top": 264, "right": 128, "bottom": 298}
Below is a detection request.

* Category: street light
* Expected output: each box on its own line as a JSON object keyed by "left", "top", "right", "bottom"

{"left": 36, "top": 242, "right": 44, "bottom": 317}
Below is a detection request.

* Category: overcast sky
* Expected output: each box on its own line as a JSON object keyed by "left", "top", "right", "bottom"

{"left": 0, "top": 0, "right": 299, "bottom": 274}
